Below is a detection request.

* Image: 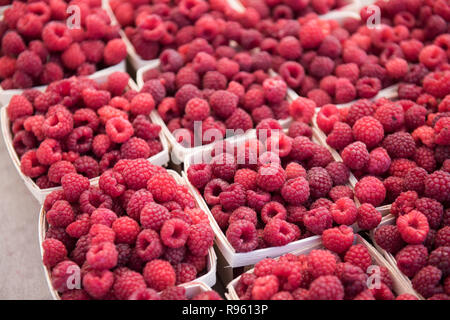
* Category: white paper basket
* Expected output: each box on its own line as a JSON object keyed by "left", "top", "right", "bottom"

{"left": 1, "top": 77, "right": 169, "bottom": 204}
{"left": 225, "top": 234, "right": 419, "bottom": 300}
{"left": 38, "top": 169, "right": 217, "bottom": 299}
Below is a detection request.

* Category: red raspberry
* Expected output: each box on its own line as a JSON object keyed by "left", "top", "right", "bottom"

{"left": 307, "top": 167, "right": 333, "bottom": 199}
{"left": 397, "top": 210, "right": 430, "bottom": 245}
{"left": 412, "top": 266, "right": 443, "bottom": 298}
{"left": 352, "top": 116, "right": 384, "bottom": 149}
{"left": 342, "top": 142, "right": 369, "bottom": 171}
{"left": 344, "top": 244, "right": 372, "bottom": 272}
{"left": 329, "top": 185, "right": 353, "bottom": 202}
{"left": 143, "top": 259, "right": 176, "bottom": 291}
{"left": 226, "top": 219, "right": 258, "bottom": 253}
{"left": 356, "top": 203, "right": 381, "bottom": 230}
{"left": 111, "top": 216, "right": 140, "bottom": 245}
{"left": 263, "top": 219, "right": 297, "bottom": 247}
{"left": 335, "top": 78, "right": 357, "bottom": 104}
{"left": 396, "top": 244, "right": 428, "bottom": 278}
{"left": 187, "top": 164, "right": 212, "bottom": 190}
{"left": 42, "top": 239, "right": 67, "bottom": 268}
{"left": 219, "top": 182, "right": 246, "bottom": 211}
{"left": 128, "top": 93, "right": 154, "bottom": 116}
{"left": 16, "top": 50, "right": 42, "bottom": 78}
{"left": 415, "top": 197, "right": 444, "bottom": 230}
{"left": 86, "top": 242, "right": 118, "bottom": 270}
{"left": 82, "top": 270, "right": 114, "bottom": 299}
{"left": 330, "top": 197, "right": 357, "bottom": 226}
{"left": 251, "top": 275, "right": 279, "bottom": 300}
{"left": 7, "top": 95, "right": 33, "bottom": 122}
{"left": 160, "top": 218, "right": 189, "bottom": 249}
{"left": 257, "top": 163, "right": 286, "bottom": 192}
{"left": 135, "top": 229, "right": 163, "bottom": 262}
{"left": 260, "top": 202, "right": 287, "bottom": 224}
{"left": 322, "top": 226, "right": 354, "bottom": 254}
{"left": 233, "top": 168, "right": 257, "bottom": 190}
{"left": 187, "top": 223, "right": 214, "bottom": 257}
{"left": 326, "top": 122, "right": 354, "bottom": 150}
{"left": 113, "top": 269, "right": 147, "bottom": 300}
{"left": 367, "top": 147, "right": 391, "bottom": 175}
{"left": 289, "top": 97, "right": 316, "bottom": 124}
{"left": 225, "top": 108, "right": 253, "bottom": 131}
{"left": 51, "top": 261, "right": 80, "bottom": 293}
{"left": 140, "top": 79, "right": 166, "bottom": 105}
{"left": 308, "top": 275, "right": 344, "bottom": 300}
{"left": 435, "top": 227, "right": 450, "bottom": 248}
{"left": 374, "top": 224, "right": 405, "bottom": 254}
{"left": 299, "top": 19, "right": 325, "bottom": 49}
{"left": 132, "top": 116, "right": 160, "bottom": 141}
{"left": 121, "top": 159, "right": 162, "bottom": 190}
{"left": 324, "top": 162, "right": 349, "bottom": 186}
{"left": 428, "top": 247, "right": 450, "bottom": 277}
{"left": 73, "top": 156, "right": 99, "bottom": 179}
{"left": 203, "top": 179, "right": 229, "bottom": 206}
{"left": 184, "top": 98, "right": 210, "bottom": 121}
{"left": 103, "top": 39, "right": 126, "bottom": 66}
{"left": 46, "top": 200, "right": 75, "bottom": 228}
{"left": 128, "top": 288, "right": 160, "bottom": 300}
{"left": 382, "top": 132, "right": 416, "bottom": 159}
{"left": 281, "top": 177, "right": 310, "bottom": 205}
{"left": 374, "top": 103, "right": 405, "bottom": 133}
{"left": 140, "top": 202, "right": 170, "bottom": 232}
{"left": 414, "top": 147, "right": 436, "bottom": 173}
{"left": 174, "top": 263, "right": 197, "bottom": 285}
{"left": 317, "top": 104, "right": 339, "bottom": 134}
{"left": 254, "top": 258, "right": 276, "bottom": 278}
{"left": 211, "top": 153, "right": 237, "bottom": 182}
{"left": 61, "top": 173, "right": 90, "bottom": 203}
{"left": 19, "top": 150, "right": 46, "bottom": 178}
{"left": 160, "top": 285, "right": 186, "bottom": 300}
{"left": 389, "top": 159, "right": 417, "bottom": 178}
{"left": 263, "top": 78, "right": 287, "bottom": 104}
{"left": 308, "top": 249, "right": 337, "bottom": 278}
{"left": 355, "top": 177, "right": 386, "bottom": 207}
{"left": 304, "top": 207, "right": 333, "bottom": 235}
{"left": 424, "top": 170, "right": 450, "bottom": 203}
{"left": 147, "top": 173, "right": 176, "bottom": 203}
{"left": 90, "top": 208, "right": 117, "bottom": 228}
{"left": 391, "top": 191, "right": 418, "bottom": 216}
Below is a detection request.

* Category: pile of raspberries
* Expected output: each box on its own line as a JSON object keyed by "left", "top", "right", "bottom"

{"left": 6, "top": 71, "right": 164, "bottom": 189}
{"left": 374, "top": 191, "right": 449, "bottom": 299}
{"left": 109, "top": 0, "right": 238, "bottom": 60}
{"left": 314, "top": 69, "right": 449, "bottom": 207}
{"left": 234, "top": 0, "right": 450, "bottom": 105}
{"left": 234, "top": 245, "right": 417, "bottom": 300}
{"left": 41, "top": 159, "right": 215, "bottom": 300}
{"left": 187, "top": 122, "right": 382, "bottom": 253}
{"left": 143, "top": 47, "right": 290, "bottom": 147}
{"left": 0, "top": 0, "right": 127, "bottom": 90}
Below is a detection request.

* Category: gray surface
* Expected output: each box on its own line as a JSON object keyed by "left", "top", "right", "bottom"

{"left": 0, "top": 136, "right": 52, "bottom": 300}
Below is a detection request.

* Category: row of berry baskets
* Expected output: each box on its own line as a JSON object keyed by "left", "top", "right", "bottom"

{"left": 1, "top": 62, "right": 430, "bottom": 300}
{"left": 1, "top": 0, "right": 447, "bottom": 300}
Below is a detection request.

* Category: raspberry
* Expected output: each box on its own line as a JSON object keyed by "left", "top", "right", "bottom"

{"left": 210, "top": 153, "right": 237, "bottom": 182}
{"left": 323, "top": 162, "right": 348, "bottom": 186}
{"left": 113, "top": 269, "right": 147, "bottom": 300}
{"left": 42, "top": 239, "right": 67, "bottom": 268}
{"left": 103, "top": 39, "right": 126, "bottom": 66}
{"left": 343, "top": 244, "right": 371, "bottom": 272}
{"left": 173, "top": 263, "right": 196, "bottom": 285}
{"left": 355, "top": 177, "right": 386, "bottom": 207}
{"left": 82, "top": 270, "right": 114, "bottom": 299}
{"left": 160, "top": 218, "right": 189, "bottom": 249}
{"left": 260, "top": 202, "right": 287, "bottom": 224}
{"left": 61, "top": 172, "right": 90, "bottom": 203}
{"left": 308, "top": 249, "right": 337, "bottom": 278}
{"left": 397, "top": 210, "right": 430, "bottom": 245}
{"left": 396, "top": 244, "right": 428, "bottom": 278}
{"left": 428, "top": 247, "right": 450, "bottom": 276}
{"left": 7, "top": 96, "right": 33, "bottom": 122}
{"left": 330, "top": 197, "right": 357, "bottom": 226}
{"left": 355, "top": 203, "right": 382, "bottom": 230}
{"left": 412, "top": 266, "right": 443, "bottom": 298}
{"left": 219, "top": 183, "right": 246, "bottom": 211}
{"left": 225, "top": 108, "right": 253, "bottom": 131}
{"left": 335, "top": 78, "right": 357, "bottom": 104}
{"left": 317, "top": 104, "right": 339, "bottom": 135}
{"left": 423, "top": 170, "right": 450, "bottom": 202}
{"left": 341, "top": 141, "right": 369, "bottom": 171}
{"left": 16, "top": 50, "right": 43, "bottom": 78}
{"left": 309, "top": 56, "right": 335, "bottom": 79}
{"left": 263, "top": 219, "right": 297, "bottom": 247}
{"left": 414, "top": 147, "right": 436, "bottom": 173}
{"left": 256, "top": 163, "right": 286, "bottom": 192}
{"left": 280, "top": 177, "right": 310, "bottom": 206}
{"left": 66, "top": 126, "right": 94, "bottom": 154}
{"left": 73, "top": 156, "right": 99, "bottom": 179}
{"left": 86, "top": 241, "right": 118, "bottom": 270}
{"left": 304, "top": 207, "right": 333, "bottom": 235}
{"left": 415, "top": 198, "right": 444, "bottom": 230}
{"left": 382, "top": 132, "right": 417, "bottom": 160}
{"left": 186, "top": 164, "right": 212, "bottom": 190}
{"left": 299, "top": 19, "right": 325, "bottom": 49}
{"left": 226, "top": 219, "right": 258, "bottom": 253}
{"left": 251, "top": 275, "right": 279, "bottom": 300}
{"left": 2, "top": 31, "right": 26, "bottom": 57}
{"left": 109, "top": 216, "right": 139, "bottom": 245}
{"left": 147, "top": 173, "right": 177, "bottom": 203}
{"left": 140, "top": 79, "right": 166, "bottom": 105}
{"left": 373, "top": 103, "right": 405, "bottom": 133}
{"left": 305, "top": 167, "right": 332, "bottom": 199}
{"left": 143, "top": 260, "right": 176, "bottom": 292}
{"left": 435, "top": 227, "right": 450, "bottom": 248}
{"left": 289, "top": 97, "right": 316, "bottom": 124}
{"left": 352, "top": 116, "right": 384, "bottom": 149}
{"left": 203, "top": 178, "right": 229, "bottom": 206}
{"left": 121, "top": 159, "right": 162, "bottom": 190}
{"left": 134, "top": 229, "right": 163, "bottom": 262}
{"left": 140, "top": 202, "right": 170, "bottom": 232}
{"left": 52, "top": 261, "right": 80, "bottom": 293}
{"left": 46, "top": 200, "right": 75, "bottom": 229}
{"left": 326, "top": 122, "right": 353, "bottom": 151}
{"left": 322, "top": 226, "right": 354, "bottom": 254}
{"left": 402, "top": 167, "right": 427, "bottom": 195}
{"left": 329, "top": 185, "right": 353, "bottom": 202}
{"left": 187, "top": 223, "right": 214, "bottom": 257}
